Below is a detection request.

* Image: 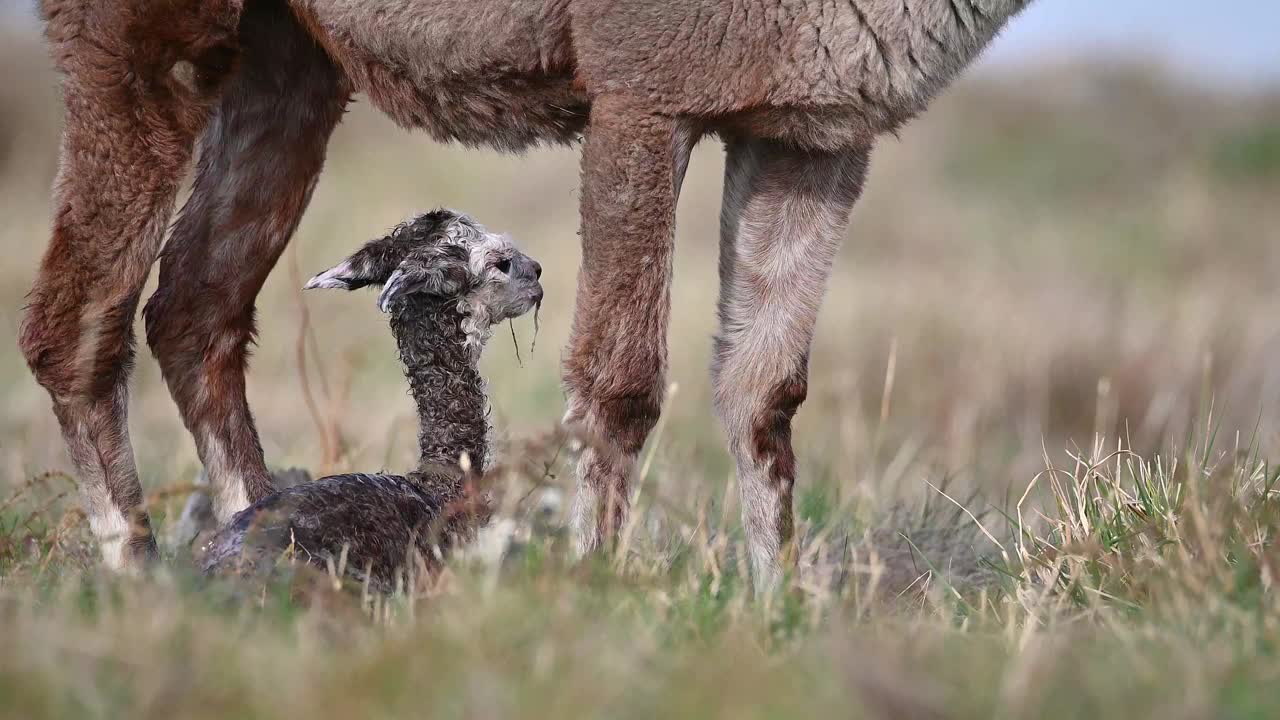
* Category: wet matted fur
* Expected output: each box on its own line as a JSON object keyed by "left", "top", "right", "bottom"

{"left": 201, "top": 209, "right": 544, "bottom": 588}
{"left": 20, "top": 0, "right": 1032, "bottom": 590}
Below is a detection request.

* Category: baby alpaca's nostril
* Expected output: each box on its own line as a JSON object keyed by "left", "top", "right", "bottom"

{"left": 532, "top": 261, "right": 543, "bottom": 279}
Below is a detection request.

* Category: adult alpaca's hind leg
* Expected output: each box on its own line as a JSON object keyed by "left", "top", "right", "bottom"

{"left": 144, "top": 0, "right": 349, "bottom": 524}
{"left": 18, "top": 1, "right": 237, "bottom": 568}
{"left": 713, "top": 138, "right": 870, "bottom": 594}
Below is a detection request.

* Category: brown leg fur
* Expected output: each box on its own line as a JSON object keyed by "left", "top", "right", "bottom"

{"left": 713, "top": 138, "right": 870, "bottom": 593}
{"left": 563, "top": 95, "right": 698, "bottom": 556}
{"left": 18, "top": 0, "right": 240, "bottom": 568}
{"left": 143, "top": 0, "right": 349, "bottom": 523}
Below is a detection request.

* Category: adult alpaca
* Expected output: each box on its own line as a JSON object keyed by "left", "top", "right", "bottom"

{"left": 20, "top": 0, "right": 1032, "bottom": 590}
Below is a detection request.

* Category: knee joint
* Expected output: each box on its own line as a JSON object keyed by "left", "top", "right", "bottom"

{"left": 570, "top": 391, "right": 664, "bottom": 456}
{"left": 749, "top": 372, "right": 807, "bottom": 465}
{"left": 18, "top": 311, "right": 63, "bottom": 394}
{"left": 142, "top": 290, "right": 180, "bottom": 356}
{"left": 714, "top": 361, "right": 809, "bottom": 465}
{"left": 144, "top": 292, "right": 253, "bottom": 377}
{"left": 19, "top": 301, "right": 132, "bottom": 401}
{"left": 563, "top": 350, "right": 666, "bottom": 455}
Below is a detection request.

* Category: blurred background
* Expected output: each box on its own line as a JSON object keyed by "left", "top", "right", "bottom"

{"left": 2, "top": 0, "right": 1279, "bottom": 517}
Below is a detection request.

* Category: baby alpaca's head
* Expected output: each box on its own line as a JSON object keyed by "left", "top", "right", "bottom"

{"left": 304, "top": 209, "right": 544, "bottom": 337}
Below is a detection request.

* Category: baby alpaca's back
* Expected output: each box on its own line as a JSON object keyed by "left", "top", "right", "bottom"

{"left": 200, "top": 472, "right": 473, "bottom": 589}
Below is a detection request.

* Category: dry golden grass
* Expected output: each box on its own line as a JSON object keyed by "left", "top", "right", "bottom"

{"left": 3, "top": 29, "right": 1280, "bottom": 718}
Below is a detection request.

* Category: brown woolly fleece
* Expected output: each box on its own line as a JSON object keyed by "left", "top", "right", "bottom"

{"left": 21, "top": 0, "right": 1031, "bottom": 590}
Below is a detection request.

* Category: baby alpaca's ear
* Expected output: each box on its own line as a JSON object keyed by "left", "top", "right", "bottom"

{"left": 303, "top": 239, "right": 400, "bottom": 291}
{"left": 376, "top": 246, "right": 472, "bottom": 313}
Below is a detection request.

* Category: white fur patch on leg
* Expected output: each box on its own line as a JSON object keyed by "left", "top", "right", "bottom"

{"left": 200, "top": 431, "right": 251, "bottom": 522}
{"left": 169, "top": 60, "right": 198, "bottom": 93}
{"left": 735, "top": 458, "right": 785, "bottom": 594}
{"left": 78, "top": 463, "right": 131, "bottom": 570}
{"left": 88, "top": 507, "right": 133, "bottom": 571}
{"left": 61, "top": 411, "right": 135, "bottom": 571}
{"left": 568, "top": 449, "right": 604, "bottom": 558}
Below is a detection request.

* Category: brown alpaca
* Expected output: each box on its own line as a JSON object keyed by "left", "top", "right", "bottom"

{"left": 20, "top": 0, "right": 1031, "bottom": 589}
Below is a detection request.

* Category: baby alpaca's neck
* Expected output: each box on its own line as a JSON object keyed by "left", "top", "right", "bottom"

{"left": 389, "top": 298, "right": 489, "bottom": 479}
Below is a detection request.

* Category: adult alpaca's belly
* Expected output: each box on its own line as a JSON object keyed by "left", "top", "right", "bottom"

{"left": 573, "top": 0, "right": 1031, "bottom": 147}
{"left": 291, "top": 0, "right": 588, "bottom": 151}
{"left": 359, "top": 71, "right": 589, "bottom": 151}
{"left": 292, "top": 0, "right": 1029, "bottom": 153}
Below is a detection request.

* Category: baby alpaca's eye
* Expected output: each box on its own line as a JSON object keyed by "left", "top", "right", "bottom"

{"left": 495, "top": 259, "right": 512, "bottom": 274}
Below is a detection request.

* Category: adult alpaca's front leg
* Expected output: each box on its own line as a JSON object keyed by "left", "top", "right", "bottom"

{"left": 18, "top": 1, "right": 236, "bottom": 568}
{"left": 713, "top": 138, "right": 871, "bottom": 594}
{"left": 564, "top": 96, "right": 696, "bottom": 556}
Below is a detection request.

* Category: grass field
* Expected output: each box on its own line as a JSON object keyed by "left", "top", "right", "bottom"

{"left": 4, "top": 28, "right": 1280, "bottom": 718}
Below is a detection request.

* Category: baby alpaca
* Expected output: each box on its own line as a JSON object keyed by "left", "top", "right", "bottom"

{"left": 200, "top": 209, "right": 543, "bottom": 588}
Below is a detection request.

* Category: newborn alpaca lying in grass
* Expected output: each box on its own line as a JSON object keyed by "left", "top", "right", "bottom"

{"left": 200, "top": 209, "right": 543, "bottom": 589}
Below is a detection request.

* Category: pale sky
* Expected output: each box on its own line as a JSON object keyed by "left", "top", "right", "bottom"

{"left": 983, "top": 0, "right": 1280, "bottom": 87}
{"left": 2, "top": 0, "right": 1277, "bottom": 87}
